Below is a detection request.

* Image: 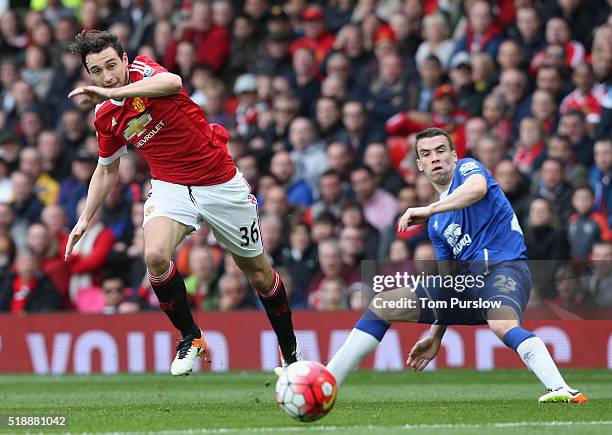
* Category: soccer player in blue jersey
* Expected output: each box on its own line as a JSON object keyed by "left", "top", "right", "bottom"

{"left": 326, "top": 127, "right": 587, "bottom": 403}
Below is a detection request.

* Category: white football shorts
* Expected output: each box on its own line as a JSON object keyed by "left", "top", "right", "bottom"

{"left": 143, "top": 169, "right": 264, "bottom": 258}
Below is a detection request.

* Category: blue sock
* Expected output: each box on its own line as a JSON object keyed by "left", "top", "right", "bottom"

{"left": 354, "top": 309, "right": 389, "bottom": 342}
{"left": 502, "top": 326, "right": 535, "bottom": 351}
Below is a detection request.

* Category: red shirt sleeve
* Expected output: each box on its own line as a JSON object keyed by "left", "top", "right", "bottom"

{"left": 129, "top": 55, "right": 168, "bottom": 81}
{"left": 94, "top": 108, "right": 126, "bottom": 164}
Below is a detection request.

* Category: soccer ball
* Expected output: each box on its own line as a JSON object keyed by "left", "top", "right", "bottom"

{"left": 275, "top": 361, "right": 337, "bottom": 422}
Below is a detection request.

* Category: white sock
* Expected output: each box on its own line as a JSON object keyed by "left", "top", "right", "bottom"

{"left": 326, "top": 328, "right": 380, "bottom": 385}
{"left": 516, "top": 336, "right": 569, "bottom": 390}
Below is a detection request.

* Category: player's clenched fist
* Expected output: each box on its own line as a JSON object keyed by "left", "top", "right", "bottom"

{"left": 64, "top": 219, "right": 89, "bottom": 260}
{"left": 397, "top": 205, "right": 433, "bottom": 231}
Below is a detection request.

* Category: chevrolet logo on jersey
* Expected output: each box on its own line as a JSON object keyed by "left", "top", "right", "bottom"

{"left": 123, "top": 112, "right": 153, "bottom": 141}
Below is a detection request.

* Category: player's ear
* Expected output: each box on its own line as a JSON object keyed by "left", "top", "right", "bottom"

{"left": 122, "top": 53, "right": 129, "bottom": 65}
{"left": 416, "top": 157, "right": 423, "bottom": 172}
{"left": 451, "top": 147, "right": 458, "bottom": 163}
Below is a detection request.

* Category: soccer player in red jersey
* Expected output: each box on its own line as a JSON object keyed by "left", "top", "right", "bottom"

{"left": 65, "top": 31, "right": 300, "bottom": 376}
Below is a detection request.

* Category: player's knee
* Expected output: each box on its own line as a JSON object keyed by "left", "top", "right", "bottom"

{"left": 488, "top": 319, "right": 519, "bottom": 340}
{"left": 144, "top": 248, "right": 171, "bottom": 275}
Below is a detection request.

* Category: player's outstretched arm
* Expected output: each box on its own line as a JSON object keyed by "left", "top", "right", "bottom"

{"left": 68, "top": 72, "right": 182, "bottom": 102}
{"left": 398, "top": 174, "right": 487, "bottom": 231}
{"left": 65, "top": 159, "right": 120, "bottom": 260}
{"left": 406, "top": 325, "right": 447, "bottom": 371}
{"left": 429, "top": 174, "right": 487, "bottom": 214}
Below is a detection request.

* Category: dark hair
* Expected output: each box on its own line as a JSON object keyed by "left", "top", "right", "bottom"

{"left": 549, "top": 134, "right": 571, "bottom": 147}
{"left": 70, "top": 30, "right": 125, "bottom": 71}
{"left": 349, "top": 164, "right": 374, "bottom": 177}
{"left": 100, "top": 270, "right": 126, "bottom": 285}
{"left": 415, "top": 127, "right": 455, "bottom": 157}
{"left": 321, "top": 169, "right": 341, "bottom": 179}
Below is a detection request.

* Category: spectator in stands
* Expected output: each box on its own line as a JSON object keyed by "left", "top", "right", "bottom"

{"left": 36, "top": 130, "right": 71, "bottom": 182}
{"left": 590, "top": 139, "right": 612, "bottom": 226}
{"left": 553, "top": 263, "right": 585, "bottom": 309}
{"left": 0, "top": 230, "right": 15, "bottom": 277}
{"left": 306, "top": 170, "right": 344, "bottom": 224}
{"left": 532, "top": 135, "right": 588, "bottom": 188}
{"left": 338, "top": 226, "right": 366, "bottom": 267}
{"left": 269, "top": 150, "right": 313, "bottom": 207}
{"left": 99, "top": 272, "right": 141, "bottom": 315}
{"left": 532, "top": 158, "right": 574, "bottom": 221}
{"left": 19, "top": 147, "right": 60, "bottom": 206}
{"left": 307, "top": 238, "right": 360, "bottom": 296}
{"left": 525, "top": 196, "right": 571, "bottom": 298}
{"left": 339, "top": 200, "right": 380, "bottom": 261}
{"left": 335, "top": 100, "right": 385, "bottom": 160}
{"left": 530, "top": 89, "right": 558, "bottom": 134}
{"left": 165, "top": 0, "right": 230, "bottom": 73}
{"left": 495, "top": 159, "right": 531, "bottom": 226}
{"left": 25, "top": 221, "right": 69, "bottom": 302}
{"left": 315, "top": 277, "right": 349, "bottom": 311}
{"left": 350, "top": 165, "right": 398, "bottom": 232}
{"left": 0, "top": 248, "right": 60, "bottom": 313}
{"left": 482, "top": 93, "right": 512, "bottom": 147}
{"left": 260, "top": 213, "right": 286, "bottom": 266}
{"left": 218, "top": 273, "right": 256, "bottom": 311}
{"left": 494, "top": 68, "right": 530, "bottom": 128}
{"left": 292, "top": 4, "right": 335, "bottom": 70}
{"left": 261, "top": 93, "right": 299, "bottom": 150}
{"left": 582, "top": 241, "right": 612, "bottom": 307}
{"left": 280, "top": 222, "right": 316, "bottom": 308}
{"left": 184, "top": 245, "right": 219, "bottom": 311}
{"left": 415, "top": 13, "right": 454, "bottom": 71}
{"left": 67, "top": 198, "right": 115, "bottom": 303}
{"left": 59, "top": 109, "right": 87, "bottom": 150}
{"left": 451, "top": 0, "right": 504, "bottom": 60}
{"left": 288, "top": 117, "right": 328, "bottom": 196}
{"left": 513, "top": 117, "right": 546, "bottom": 175}
{"left": 464, "top": 116, "right": 488, "bottom": 153}
{"left": 560, "top": 63, "right": 606, "bottom": 133}
{"left": 514, "top": 6, "right": 545, "bottom": 62}
{"left": 289, "top": 46, "right": 320, "bottom": 117}
{"left": 326, "top": 141, "right": 354, "bottom": 183}
{"left": 363, "top": 142, "right": 406, "bottom": 196}
{"left": 315, "top": 96, "right": 343, "bottom": 144}
{"left": 58, "top": 149, "right": 97, "bottom": 227}
{"left": 10, "top": 171, "right": 44, "bottom": 227}
{"left": 473, "top": 135, "right": 506, "bottom": 175}
{"left": 557, "top": 109, "right": 594, "bottom": 167}
{"left": 0, "top": 156, "right": 12, "bottom": 203}
{"left": 41, "top": 204, "right": 68, "bottom": 251}
{"left": 568, "top": 185, "right": 611, "bottom": 260}
{"left": 366, "top": 51, "right": 411, "bottom": 125}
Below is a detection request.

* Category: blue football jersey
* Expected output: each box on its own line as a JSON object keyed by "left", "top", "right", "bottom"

{"left": 428, "top": 158, "right": 527, "bottom": 261}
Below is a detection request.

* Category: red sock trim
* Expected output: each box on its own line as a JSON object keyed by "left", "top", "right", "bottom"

{"left": 259, "top": 271, "right": 280, "bottom": 299}
{"left": 149, "top": 261, "right": 177, "bottom": 286}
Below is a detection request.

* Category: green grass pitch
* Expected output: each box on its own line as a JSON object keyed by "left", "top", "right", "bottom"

{"left": 0, "top": 370, "right": 610, "bottom": 434}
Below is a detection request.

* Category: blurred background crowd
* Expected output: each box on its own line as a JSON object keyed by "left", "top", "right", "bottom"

{"left": 0, "top": 0, "right": 611, "bottom": 315}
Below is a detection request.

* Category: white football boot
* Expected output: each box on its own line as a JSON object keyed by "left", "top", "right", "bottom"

{"left": 274, "top": 341, "right": 303, "bottom": 376}
{"left": 170, "top": 331, "right": 206, "bottom": 377}
{"left": 538, "top": 386, "right": 588, "bottom": 403}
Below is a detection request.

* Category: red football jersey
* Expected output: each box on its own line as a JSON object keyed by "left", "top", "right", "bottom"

{"left": 94, "top": 56, "right": 236, "bottom": 186}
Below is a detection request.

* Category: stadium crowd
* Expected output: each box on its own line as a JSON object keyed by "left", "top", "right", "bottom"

{"left": 0, "top": 0, "right": 611, "bottom": 315}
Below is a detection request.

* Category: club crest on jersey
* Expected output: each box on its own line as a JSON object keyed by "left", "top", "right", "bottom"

{"left": 443, "top": 223, "right": 472, "bottom": 256}
{"left": 132, "top": 97, "right": 145, "bottom": 113}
